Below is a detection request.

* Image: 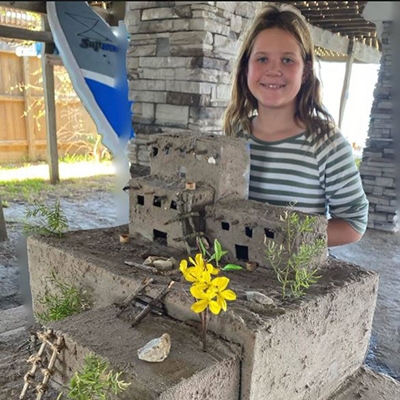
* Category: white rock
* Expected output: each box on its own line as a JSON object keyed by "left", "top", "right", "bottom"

{"left": 246, "top": 291, "right": 274, "bottom": 305}
{"left": 153, "top": 259, "right": 173, "bottom": 271}
{"left": 138, "top": 333, "right": 171, "bottom": 362}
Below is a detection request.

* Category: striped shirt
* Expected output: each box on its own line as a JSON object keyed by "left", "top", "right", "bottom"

{"left": 248, "top": 130, "right": 369, "bottom": 234}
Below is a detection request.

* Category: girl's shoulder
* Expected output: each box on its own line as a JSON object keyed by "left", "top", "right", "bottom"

{"left": 310, "top": 127, "right": 350, "bottom": 153}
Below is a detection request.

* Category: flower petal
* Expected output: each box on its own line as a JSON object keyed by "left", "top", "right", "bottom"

{"left": 217, "top": 294, "right": 227, "bottom": 311}
{"left": 191, "top": 299, "right": 208, "bottom": 314}
{"left": 179, "top": 260, "right": 187, "bottom": 274}
{"left": 193, "top": 281, "right": 209, "bottom": 292}
{"left": 211, "top": 276, "right": 230, "bottom": 291}
{"left": 206, "top": 263, "right": 219, "bottom": 275}
{"left": 190, "top": 286, "right": 207, "bottom": 299}
{"left": 185, "top": 267, "right": 200, "bottom": 282}
{"left": 209, "top": 300, "right": 221, "bottom": 315}
{"left": 195, "top": 253, "right": 204, "bottom": 269}
{"left": 221, "top": 289, "right": 237, "bottom": 301}
{"left": 189, "top": 257, "right": 196, "bottom": 266}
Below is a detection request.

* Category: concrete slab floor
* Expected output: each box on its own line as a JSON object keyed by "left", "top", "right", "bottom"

{"left": 330, "top": 229, "right": 400, "bottom": 380}
{"left": 328, "top": 366, "right": 400, "bottom": 400}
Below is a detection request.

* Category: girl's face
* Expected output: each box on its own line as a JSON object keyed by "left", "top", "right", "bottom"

{"left": 247, "top": 28, "right": 306, "bottom": 114}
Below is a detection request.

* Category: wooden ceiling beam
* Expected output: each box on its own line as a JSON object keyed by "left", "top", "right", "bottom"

{"left": 309, "top": 23, "right": 381, "bottom": 63}
{"left": 297, "top": 9, "right": 363, "bottom": 16}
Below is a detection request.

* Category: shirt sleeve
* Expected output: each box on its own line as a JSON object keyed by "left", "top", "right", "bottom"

{"left": 323, "top": 133, "right": 369, "bottom": 234}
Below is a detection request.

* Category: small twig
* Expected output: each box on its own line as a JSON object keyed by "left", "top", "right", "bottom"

{"left": 124, "top": 261, "right": 158, "bottom": 274}
{"left": 131, "top": 281, "right": 175, "bottom": 328}
{"left": 164, "top": 212, "right": 200, "bottom": 225}
{"left": 116, "top": 277, "right": 154, "bottom": 317}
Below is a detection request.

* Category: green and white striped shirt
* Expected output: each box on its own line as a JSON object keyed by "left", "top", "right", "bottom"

{"left": 248, "top": 130, "right": 369, "bottom": 234}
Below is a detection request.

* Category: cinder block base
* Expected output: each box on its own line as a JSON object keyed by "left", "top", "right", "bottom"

{"left": 48, "top": 305, "right": 240, "bottom": 400}
{"left": 28, "top": 226, "right": 379, "bottom": 400}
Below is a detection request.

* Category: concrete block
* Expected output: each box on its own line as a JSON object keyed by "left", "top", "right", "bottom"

{"left": 189, "top": 18, "right": 230, "bottom": 35}
{"left": 216, "top": 2, "right": 236, "bottom": 13}
{"left": 375, "top": 177, "right": 394, "bottom": 187}
{"left": 125, "top": 10, "right": 141, "bottom": 26}
{"left": 129, "top": 44, "right": 157, "bottom": 57}
{"left": 27, "top": 227, "right": 379, "bottom": 400}
{"left": 166, "top": 80, "right": 213, "bottom": 94}
{"left": 148, "top": 132, "right": 249, "bottom": 201}
{"left": 129, "top": 20, "right": 174, "bottom": 34}
{"left": 142, "top": 6, "right": 192, "bottom": 20}
{"left": 170, "top": 31, "right": 213, "bottom": 46}
{"left": 128, "top": 175, "right": 215, "bottom": 251}
{"left": 132, "top": 79, "right": 166, "bottom": 91}
{"left": 155, "top": 104, "right": 189, "bottom": 127}
{"left": 205, "top": 198, "right": 328, "bottom": 267}
{"left": 130, "top": 90, "right": 167, "bottom": 103}
{"left": 139, "top": 57, "right": 187, "bottom": 68}
{"left": 48, "top": 306, "right": 240, "bottom": 400}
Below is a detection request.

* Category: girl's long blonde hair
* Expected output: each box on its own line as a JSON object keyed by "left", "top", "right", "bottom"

{"left": 223, "top": 3, "right": 335, "bottom": 142}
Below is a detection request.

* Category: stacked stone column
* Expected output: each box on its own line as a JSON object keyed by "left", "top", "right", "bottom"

{"left": 125, "top": 1, "right": 262, "bottom": 166}
{"left": 360, "top": 21, "right": 398, "bottom": 232}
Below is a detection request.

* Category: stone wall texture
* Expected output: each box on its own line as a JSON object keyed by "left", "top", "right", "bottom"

{"left": 360, "top": 21, "right": 398, "bottom": 232}
{"left": 125, "top": 1, "right": 262, "bottom": 166}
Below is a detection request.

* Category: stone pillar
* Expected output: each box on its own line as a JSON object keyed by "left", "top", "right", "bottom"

{"left": 125, "top": 1, "right": 262, "bottom": 167}
{"left": 360, "top": 21, "right": 398, "bottom": 232}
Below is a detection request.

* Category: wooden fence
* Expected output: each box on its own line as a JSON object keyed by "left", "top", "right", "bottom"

{"left": 0, "top": 50, "right": 99, "bottom": 163}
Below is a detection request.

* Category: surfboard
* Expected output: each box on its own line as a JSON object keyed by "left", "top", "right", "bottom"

{"left": 46, "top": 1, "right": 133, "bottom": 156}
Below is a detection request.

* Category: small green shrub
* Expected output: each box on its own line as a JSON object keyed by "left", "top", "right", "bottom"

{"left": 23, "top": 199, "right": 68, "bottom": 237}
{"left": 67, "top": 353, "right": 130, "bottom": 400}
{"left": 36, "top": 272, "right": 90, "bottom": 322}
{"left": 266, "top": 210, "right": 325, "bottom": 299}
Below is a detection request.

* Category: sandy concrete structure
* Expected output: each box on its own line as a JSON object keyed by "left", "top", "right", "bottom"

{"left": 27, "top": 226, "right": 380, "bottom": 400}
{"left": 147, "top": 132, "right": 251, "bottom": 200}
{"left": 128, "top": 132, "right": 328, "bottom": 268}
{"left": 25, "top": 130, "right": 394, "bottom": 399}
{"left": 205, "top": 198, "right": 327, "bottom": 267}
{"left": 129, "top": 174, "right": 214, "bottom": 251}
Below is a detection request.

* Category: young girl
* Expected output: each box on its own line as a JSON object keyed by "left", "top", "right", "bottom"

{"left": 223, "top": 3, "right": 368, "bottom": 247}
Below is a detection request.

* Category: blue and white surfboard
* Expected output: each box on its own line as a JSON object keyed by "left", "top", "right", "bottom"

{"left": 46, "top": 1, "right": 133, "bottom": 156}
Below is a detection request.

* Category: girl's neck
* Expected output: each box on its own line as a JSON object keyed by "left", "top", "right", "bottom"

{"left": 252, "top": 106, "right": 305, "bottom": 142}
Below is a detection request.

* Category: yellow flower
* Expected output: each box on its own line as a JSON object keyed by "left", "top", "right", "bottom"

{"left": 180, "top": 254, "right": 218, "bottom": 284}
{"left": 208, "top": 277, "right": 237, "bottom": 312}
{"left": 190, "top": 285, "right": 221, "bottom": 315}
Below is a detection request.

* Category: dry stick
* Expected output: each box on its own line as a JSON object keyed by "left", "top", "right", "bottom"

{"left": 176, "top": 191, "right": 192, "bottom": 255}
{"left": 164, "top": 211, "right": 199, "bottom": 225}
{"left": 116, "top": 277, "right": 154, "bottom": 317}
{"left": 124, "top": 261, "right": 158, "bottom": 274}
{"left": 20, "top": 329, "right": 52, "bottom": 399}
{"left": 36, "top": 335, "right": 64, "bottom": 400}
{"left": 131, "top": 281, "right": 175, "bottom": 328}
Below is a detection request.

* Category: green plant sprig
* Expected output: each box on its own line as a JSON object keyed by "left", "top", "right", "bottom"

{"left": 196, "top": 237, "right": 242, "bottom": 271}
{"left": 36, "top": 271, "right": 90, "bottom": 322}
{"left": 67, "top": 353, "right": 130, "bottom": 400}
{"left": 23, "top": 199, "right": 68, "bottom": 237}
{"left": 266, "top": 210, "right": 325, "bottom": 299}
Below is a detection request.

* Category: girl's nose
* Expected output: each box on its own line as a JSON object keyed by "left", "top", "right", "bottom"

{"left": 265, "top": 61, "right": 282, "bottom": 76}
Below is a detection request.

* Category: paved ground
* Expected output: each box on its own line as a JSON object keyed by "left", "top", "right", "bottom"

{"left": 331, "top": 229, "right": 400, "bottom": 380}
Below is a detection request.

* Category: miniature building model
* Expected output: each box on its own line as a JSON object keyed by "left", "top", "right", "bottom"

{"left": 129, "top": 132, "right": 328, "bottom": 266}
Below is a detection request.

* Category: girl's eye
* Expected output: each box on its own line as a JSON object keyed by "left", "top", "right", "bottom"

{"left": 282, "top": 58, "right": 294, "bottom": 64}
{"left": 257, "top": 57, "right": 267, "bottom": 63}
